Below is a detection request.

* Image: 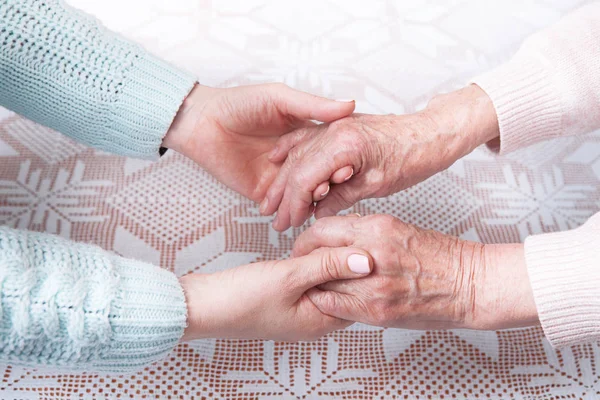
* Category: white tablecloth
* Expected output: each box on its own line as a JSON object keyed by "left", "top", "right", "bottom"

{"left": 1, "top": 0, "right": 599, "bottom": 398}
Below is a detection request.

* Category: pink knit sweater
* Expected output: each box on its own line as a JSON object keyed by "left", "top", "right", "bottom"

{"left": 473, "top": 3, "right": 600, "bottom": 348}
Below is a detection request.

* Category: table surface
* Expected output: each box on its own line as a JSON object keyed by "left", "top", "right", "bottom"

{"left": 1, "top": 0, "right": 600, "bottom": 398}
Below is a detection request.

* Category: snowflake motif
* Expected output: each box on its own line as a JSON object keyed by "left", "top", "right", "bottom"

{"left": 221, "top": 338, "right": 377, "bottom": 398}
{"left": 512, "top": 340, "right": 600, "bottom": 399}
{"left": 0, "top": 160, "right": 112, "bottom": 237}
{"left": 478, "top": 165, "right": 596, "bottom": 240}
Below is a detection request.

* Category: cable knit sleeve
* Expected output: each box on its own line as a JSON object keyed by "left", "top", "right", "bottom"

{"left": 0, "top": 226, "right": 187, "bottom": 372}
{"left": 473, "top": 4, "right": 600, "bottom": 348}
{"left": 0, "top": 0, "right": 197, "bottom": 160}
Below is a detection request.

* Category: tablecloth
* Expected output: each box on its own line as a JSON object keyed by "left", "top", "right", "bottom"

{"left": 1, "top": 0, "right": 600, "bottom": 398}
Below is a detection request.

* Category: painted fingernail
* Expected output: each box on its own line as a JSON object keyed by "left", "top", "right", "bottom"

{"left": 344, "top": 168, "right": 354, "bottom": 181}
{"left": 259, "top": 198, "right": 269, "bottom": 214}
{"left": 348, "top": 254, "right": 370, "bottom": 274}
{"left": 320, "top": 185, "right": 330, "bottom": 198}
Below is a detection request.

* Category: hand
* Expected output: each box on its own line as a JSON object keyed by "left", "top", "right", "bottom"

{"left": 163, "top": 83, "right": 355, "bottom": 203}
{"left": 291, "top": 214, "right": 539, "bottom": 330}
{"left": 261, "top": 84, "right": 500, "bottom": 231}
{"left": 180, "top": 247, "right": 372, "bottom": 341}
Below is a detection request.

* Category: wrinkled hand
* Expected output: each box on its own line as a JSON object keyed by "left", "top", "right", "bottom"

{"left": 292, "top": 214, "right": 539, "bottom": 330}
{"left": 163, "top": 83, "right": 355, "bottom": 203}
{"left": 180, "top": 247, "right": 372, "bottom": 341}
{"left": 261, "top": 85, "right": 499, "bottom": 231}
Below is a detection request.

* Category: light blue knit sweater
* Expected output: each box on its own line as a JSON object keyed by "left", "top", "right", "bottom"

{"left": 0, "top": 0, "right": 197, "bottom": 372}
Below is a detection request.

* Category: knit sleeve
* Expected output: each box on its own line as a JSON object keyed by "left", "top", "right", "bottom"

{"left": 0, "top": 0, "right": 197, "bottom": 160}
{"left": 0, "top": 226, "right": 187, "bottom": 372}
{"left": 472, "top": 3, "right": 600, "bottom": 154}
{"left": 524, "top": 212, "right": 600, "bottom": 348}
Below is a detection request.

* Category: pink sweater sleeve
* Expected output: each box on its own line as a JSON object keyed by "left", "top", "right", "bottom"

{"left": 472, "top": 3, "right": 600, "bottom": 348}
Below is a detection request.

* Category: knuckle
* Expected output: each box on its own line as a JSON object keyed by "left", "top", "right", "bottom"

{"left": 294, "top": 168, "right": 314, "bottom": 191}
{"left": 372, "top": 275, "right": 393, "bottom": 297}
{"left": 312, "top": 219, "right": 329, "bottom": 238}
{"left": 287, "top": 146, "right": 300, "bottom": 162}
{"left": 320, "top": 252, "right": 341, "bottom": 282}
{"left": 373, "top": 214, "right": 397, "bottom": 232}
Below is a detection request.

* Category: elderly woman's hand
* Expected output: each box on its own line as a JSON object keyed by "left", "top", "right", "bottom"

{"left": 180, "top": 246, "right": 372, "bottom": 341}
{"left": 261, "top": 85, "right": 500, "bottom": 231}
{"left": 291, "top": 214, "right": 539, "bottom": 330}
{"left": 162, "top": 83, "right": 355, "bottom": 203}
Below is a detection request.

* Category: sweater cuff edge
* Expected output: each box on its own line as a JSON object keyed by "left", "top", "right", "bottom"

{"left": 525, "top": 215, "right": 600, "bottom": 348}
{"left": 472, "top": 55, "right": 563, "bottom": 155}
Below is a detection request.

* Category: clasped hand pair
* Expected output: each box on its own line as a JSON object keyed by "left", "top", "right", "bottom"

{"left": 164, "top": 83, "right": 538, "bottom": 341}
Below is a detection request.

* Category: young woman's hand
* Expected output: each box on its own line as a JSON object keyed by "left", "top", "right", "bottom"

{"left": 162, "top": 84, "right": 355, "bottom": 203}
{"left": 180, "top": 247, "right": 372, "bottom": 341}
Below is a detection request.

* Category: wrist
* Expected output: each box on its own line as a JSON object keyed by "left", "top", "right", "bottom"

{"left": 425, "top": 84, "right": 500, "bottom": 157}
{"left": 469, "top": 243, "right": 539, "bottom": 330}
{"left": 162, "top": 84, "right": 218, "bottom": 154}
{"left": 180, "top": 273, "right": 216, "bottom": 341}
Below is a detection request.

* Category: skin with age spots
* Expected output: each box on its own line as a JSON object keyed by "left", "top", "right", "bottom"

{"left": 292, "top": 214, "right": 539, "bottom": 331}
{"left": 262, "top": 85, "right": 500, "bottom": 232}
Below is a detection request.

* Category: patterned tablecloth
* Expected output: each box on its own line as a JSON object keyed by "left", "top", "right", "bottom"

{"left": 1, "top": 0, "right": 600, "bottom": 398}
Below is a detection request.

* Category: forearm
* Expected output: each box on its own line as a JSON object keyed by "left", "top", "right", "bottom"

{"left": 424, "top": 84, "right": 500, "bottom": 158}
{"left": 0, "top": 0, "right": 197, "bottom": 159}
{"left": 0, "top": 227, "right": 186, "bottom": 372}
{"left": 468, "top": 243, "right": 539, "bottom": 330}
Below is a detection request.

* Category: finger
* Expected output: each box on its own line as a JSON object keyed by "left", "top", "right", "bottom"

{"left": 314, "top": 178, "right": 366, "bottom": 219}
{"left": 286, "top": 156, "right": 359, "bottom": 228}
{"left": 291, "top": 216, "right": 355, "bottom": 257}
{"left": 274, "top": 84, "right": 355, "bottom": 123}
{"left": 330, "top": 166, "right": 354, "bottom": 184}
{"left": 260, "top": 155, "right": 295, "bottom": 216}
{"left": 287, "top": 247, "right": 372, "bottom": 293}
{"left": 306, "top": 288, "right": 361, "bottom": 322}
{"left": 312, "top": 182, "right": 330, "bottom": 202}
{"left": 310, "top": 165, "right": 352, "bottom": 201}
{"left": 318, "top": 280, "right": 356, "bottom": 294}
{"left": 269, "top": 126, "right": 322, "bottom": 163}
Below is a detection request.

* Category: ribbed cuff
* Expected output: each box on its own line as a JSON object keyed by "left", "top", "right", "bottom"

{"left": 93, "top": 259, "right": 187, "bottom": 372}
{"left": 472, "top": 55, "right": 563, "bottom": 155}
{"left": 107, "top": 53, "right": 197, "bottom": 160}
{"left": 525, "top": 213, "right": 600, "bottom": 348}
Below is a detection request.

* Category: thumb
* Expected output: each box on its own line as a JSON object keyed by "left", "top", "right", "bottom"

{"left": 286, "top": 247, "right": 372, "bottom": 294}
{"left": 274, "top": 84, "right": 355, "bottom": 123}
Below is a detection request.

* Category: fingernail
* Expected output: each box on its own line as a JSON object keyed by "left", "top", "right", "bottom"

{"left": 259, "top": 198, "right": 268, "bottom": 214}
{"left": 336, "top": 99, "right": 355, "bottom": 103}
{"left": 344, "top": 168, "right": 354, "bottom": 182}
{"left": 351, "top": 213, "right": 361, "bottom": 217}
{"left": 268, "top": 146, "right": 279, "bottom": 160}
{"left": 320, "top": 185, "right": 330, "bottom": 198}
{"left": 348, "top": 254, "right": 370, "bottom": 274}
